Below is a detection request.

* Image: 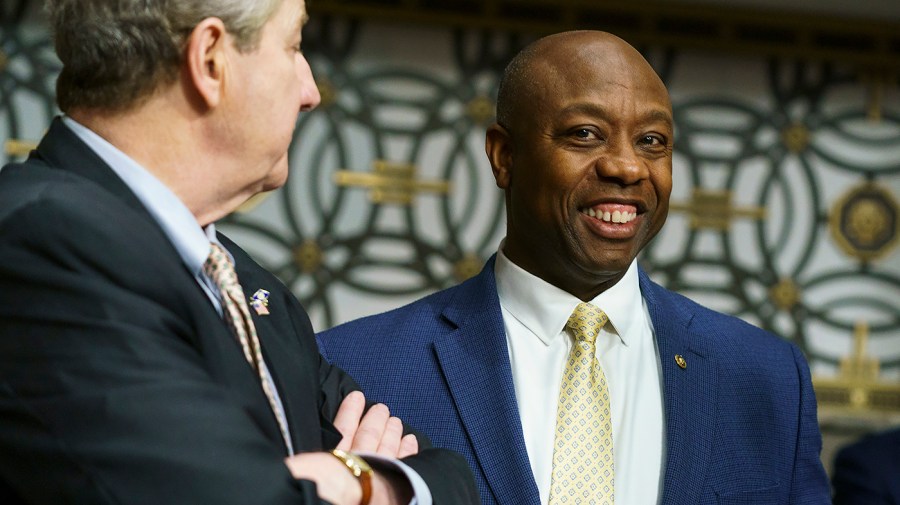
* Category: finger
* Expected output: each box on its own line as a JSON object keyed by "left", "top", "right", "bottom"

{"left": 398, "top": 433, "right": 419, "bottom": 459}
{"left": 350, "top": 403, "right": 390, "bottom": 453}
{"left": 375, "top": 416, "right": 404, "bottom": 457}
{"left": 333, "top": 391, "right": 366, "bottom": 451}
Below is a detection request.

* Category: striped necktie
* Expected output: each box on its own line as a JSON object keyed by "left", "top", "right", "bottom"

{"left": 548, "top": 301, "right": 615, "bottom": 504}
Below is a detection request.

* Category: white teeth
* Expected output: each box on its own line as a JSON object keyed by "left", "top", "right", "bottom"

{"left": 580, "top": 208, "right": 636, "bottom": 223}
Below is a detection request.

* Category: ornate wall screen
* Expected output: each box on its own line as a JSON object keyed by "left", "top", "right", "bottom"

{"left": 2, "top": 0, "right": 899, "bottom": 425}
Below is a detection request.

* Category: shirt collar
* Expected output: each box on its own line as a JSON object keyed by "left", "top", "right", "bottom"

{"left": 61, "top": 116, "right": 216, "bottom": 274}
{"left": 494, "top": 241, "right": 643, "bottom": 347}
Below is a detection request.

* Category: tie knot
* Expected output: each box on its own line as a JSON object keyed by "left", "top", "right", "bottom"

{"left": 566, "top": 302, "right": 608, "bottom": 345}
{"left": 203, "top": 243, "right": 237, "bottom": 285}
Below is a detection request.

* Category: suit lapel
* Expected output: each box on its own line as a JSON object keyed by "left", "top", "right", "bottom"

{"left": 640, "top": 271, "right": 716, "bottom": 505}
{"left": 433, "top": 258, "right": 541, "bottom": 505}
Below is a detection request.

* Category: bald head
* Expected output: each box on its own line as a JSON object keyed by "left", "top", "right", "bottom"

{"left": 495, "top": 31, "right": 669, "bottom": 133}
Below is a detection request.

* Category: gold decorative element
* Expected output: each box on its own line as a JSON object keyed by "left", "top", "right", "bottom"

{"left": 234, "top": 190, "right": 273, "bottom": 214}
{"left": 669, "top": 188, "right": 766, "bottom": 230}
{"left": 466, "top": 95, "right": 494, "bottom": 124}
{"left": 293, "top": 239, "right": 323, "bottom": 273}
{"left": 317, "top": 78, "right": 337, "bottom": 108}
{"left": 675, "top": 355, "right": 687, "bottom": 369}
{"left": 861, "top": 72, "right": 893, "bottom": 123}
{"left": 769, "top": 277, "right": 800, "bottom": 311}
{"left": 4, "top": 138, "right": 38, "bottom": 158}
{"left": 453, "top": 253, "right": 482, "bottom": 282}
{"left": 829, "top": 183, "right": 899, "bottom": 261}
{"left": 814, "top": 321, "right": 900, "bottom": 413}
{"left": 781, "top": 122, "right": 810, "bottom": 153}
{"left": 334, "top": 160, "right": 451, "bottom": 206}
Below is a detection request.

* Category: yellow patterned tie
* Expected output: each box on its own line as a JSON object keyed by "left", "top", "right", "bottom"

{"left": 549, "top": 302, "right": 615, "bottom": 504}
{"left": 204, "top": 243, "right": 292, "bottom": 452}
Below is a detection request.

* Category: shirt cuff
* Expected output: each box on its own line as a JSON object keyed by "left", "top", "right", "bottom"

{"left": 358, "top": 453, "right": 432, "bottom": 505}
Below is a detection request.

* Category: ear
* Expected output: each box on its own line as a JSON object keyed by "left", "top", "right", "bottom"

{"left": 485, "top": 123, "right": 513, "bottom": 189}
{"left": 184, "top": 17, "right": 229, "bottom": 109}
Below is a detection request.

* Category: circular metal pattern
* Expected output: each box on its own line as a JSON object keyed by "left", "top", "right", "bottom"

{"left": 2, "top": 17, "right": 898, "bottom": 378}
{"left": 830, "top": 183, "right": 899, "bottom": 261}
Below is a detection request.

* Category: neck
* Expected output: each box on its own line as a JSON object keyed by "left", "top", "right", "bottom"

{"left": 68, "top": 94, "right": 254, "bottom": 227}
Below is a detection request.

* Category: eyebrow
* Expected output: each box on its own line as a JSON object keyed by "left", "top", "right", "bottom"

{"left": 559, "top": 102, "right": 673, "bottom": 127}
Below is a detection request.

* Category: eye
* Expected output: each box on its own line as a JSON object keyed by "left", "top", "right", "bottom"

{"left": 638, "top": 134, "right": 665, "bottom": 146}
{"left": 569, "top": 127, "right": 600, "bottom": 141}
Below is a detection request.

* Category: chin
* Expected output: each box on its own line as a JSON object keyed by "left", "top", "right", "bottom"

{"left": 262, "top": 161, "right": 290, "bottom": 190}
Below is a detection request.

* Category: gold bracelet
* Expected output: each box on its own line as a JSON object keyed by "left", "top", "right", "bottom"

{"left": 330, "top": 449, "right": 373, "bottom": 505}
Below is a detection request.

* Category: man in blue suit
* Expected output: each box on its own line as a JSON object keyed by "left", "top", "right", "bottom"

{"left": 318, "top": 30, "right": 830, "bottom": 504}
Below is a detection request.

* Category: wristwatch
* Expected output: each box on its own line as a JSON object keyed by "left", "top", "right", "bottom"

{"left": 330, "top": 449, "right": 373, "bottom": 505}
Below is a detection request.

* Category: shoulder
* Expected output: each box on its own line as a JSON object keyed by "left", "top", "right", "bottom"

{"left": 321, "top": 281, "right": 463, "bottom": 338}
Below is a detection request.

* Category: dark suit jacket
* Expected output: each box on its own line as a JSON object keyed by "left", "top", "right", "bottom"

{"left": 0, "top": 118, "right": 478, "bottom": 504}
{"left": 832, "top": 427, "right": 900, "bottom": 505}
{"left": 318, "top": 257, "right": 832, "bottom": 505}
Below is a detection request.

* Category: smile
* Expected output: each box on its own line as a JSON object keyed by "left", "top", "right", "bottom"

{"left": 579, "top": 206, "right": 637, "bottom": 224}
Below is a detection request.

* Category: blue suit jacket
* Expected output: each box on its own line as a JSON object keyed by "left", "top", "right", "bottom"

{"left": 318, "top": 257, "right": 831, "bottom": 505}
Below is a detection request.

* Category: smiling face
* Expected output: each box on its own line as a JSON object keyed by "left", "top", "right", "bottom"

{"left": 487, "top": 31, "right": 673, "bottom": 300}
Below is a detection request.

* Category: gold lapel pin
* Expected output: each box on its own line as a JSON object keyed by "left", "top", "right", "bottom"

{"left": 250, "top": 289, "right": 270, "bottom": 316}
{"left": 675, "top": 354, "right": 687, "bottom": 369}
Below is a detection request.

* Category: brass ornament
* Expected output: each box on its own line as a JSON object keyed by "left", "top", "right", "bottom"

{"left": 829, "top": 183, "right": 899, "bottom": 261}
{"left": 293, "top": 239, "right": 323, "bottom": 273}
{"left": 769, "top": 278, "right": 800, "bottom": 311}
{"left": 234, "top": 190, "right": 273, "bottom": 214}
{"left": 781, "top": 122, "right": 810, "bottom": 153}
{"left": 669, "top": 188, "right": 766, "bottom": 231}
{"left": 4, "top": 138, "right": 38, "bottom": 158}
{"left": 317, "top": 78, "right": 337, "bottom": 108}
{"left": 466, "top": 95, "right": 494, "bottom": 125}
{"left": 453, "top": 253, "right": 482, "bottom": 282}
{"left": 334, "top": 160, "right": 451, "bottom": 206}
{"left": 675, "top": 354, "right": 687, "bottom": 369}
{"left": 813, "top": 321, "right": 900, "bottom": 414}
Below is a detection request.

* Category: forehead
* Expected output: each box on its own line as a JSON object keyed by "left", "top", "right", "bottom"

{"left": 268, "top": 0, "right": 307, "bottom": 32}
{"left": 528, "top": 37, "right": 671, "bottom": 117}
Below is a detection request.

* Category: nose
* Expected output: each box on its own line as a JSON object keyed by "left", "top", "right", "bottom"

{"left": 596, "top": 138, "right": 647, "bottom": 185}
{"left": 297, "top": 57, "right": 321, "bottom": 113}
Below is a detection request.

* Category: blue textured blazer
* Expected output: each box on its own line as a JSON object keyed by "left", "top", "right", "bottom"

{"left": 318, "top": 257, "right": 831, "bottom": 505}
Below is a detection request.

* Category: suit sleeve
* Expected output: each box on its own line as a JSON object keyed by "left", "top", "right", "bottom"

{"left": 0, "top": 194, "right": 325, "bottom": 504}
{"left": 788, "top": 345, "right": 832, "bottom": 504}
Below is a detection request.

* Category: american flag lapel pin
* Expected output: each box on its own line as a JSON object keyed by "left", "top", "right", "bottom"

{"left": 250, "top": 289, "right": 270, "bottom": 316}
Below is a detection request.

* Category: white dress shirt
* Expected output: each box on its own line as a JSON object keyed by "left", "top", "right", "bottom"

{"left": 495, "top": 246, "right": 666, "bottom": 505}
{"left": 61, "top": 116, "right": 430, "bottom": 505}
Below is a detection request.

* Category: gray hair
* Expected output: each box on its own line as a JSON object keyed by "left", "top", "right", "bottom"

{"left": 46, "top": 0, "right": 283, "bottom": 112}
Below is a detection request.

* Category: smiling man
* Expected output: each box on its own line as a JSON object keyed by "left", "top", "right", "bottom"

{"left": 318, "top": 31, "right": 831, "bottom": 505}
{"left": 0, "top": 0, "right": 479, "bottom": 504}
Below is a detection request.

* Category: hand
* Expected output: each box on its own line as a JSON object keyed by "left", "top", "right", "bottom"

{"left": 333, "top": 391, "right": 419, "bottom": 458}
{"left": 283, "top": 452, "right": 362, "bottom": 505}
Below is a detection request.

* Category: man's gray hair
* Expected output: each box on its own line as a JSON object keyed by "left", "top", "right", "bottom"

{"left": 46, "top": 0, "right": 283, "bottom": 113}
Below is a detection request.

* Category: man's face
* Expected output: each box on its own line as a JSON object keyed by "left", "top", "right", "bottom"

{"left": 492, "top": 34, "right": 673, "bottom": 300}
{"left": 221, "top": 0, "right": 320, "bottom": 192}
